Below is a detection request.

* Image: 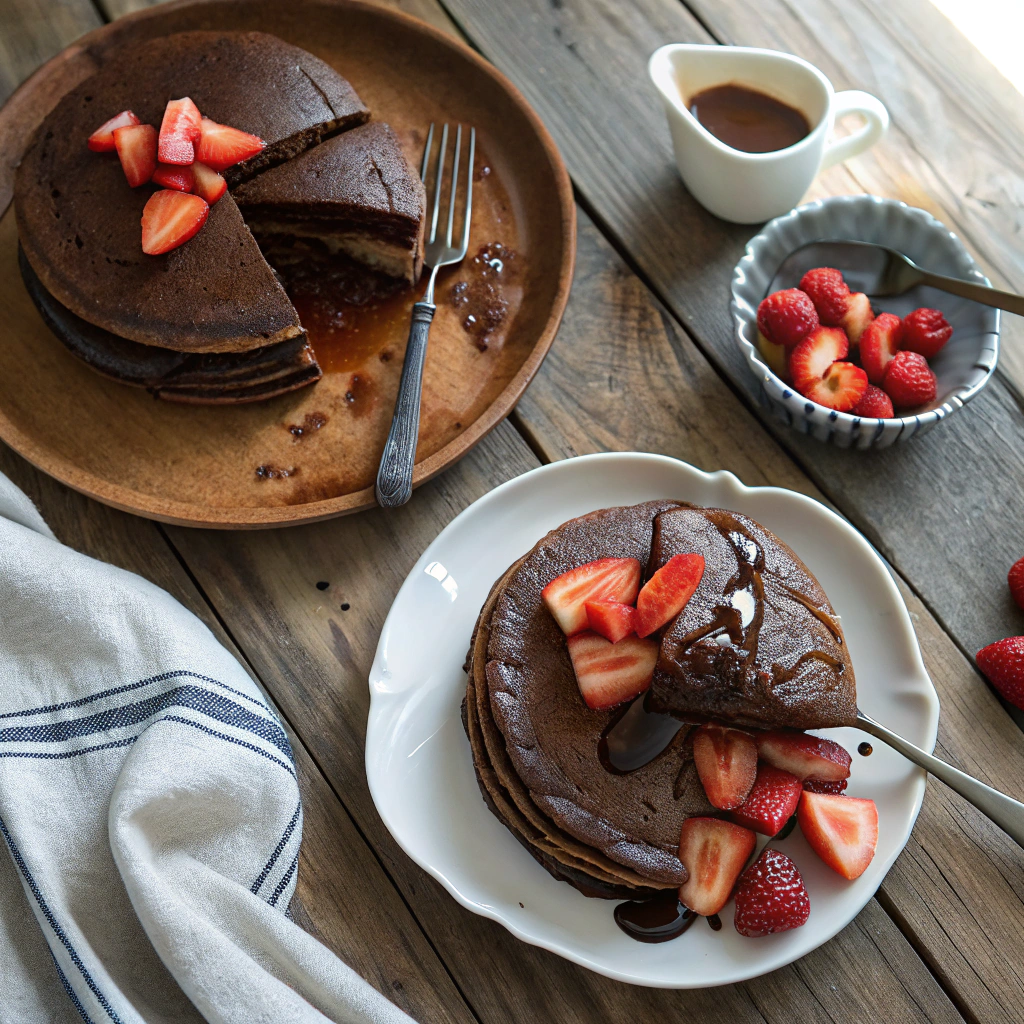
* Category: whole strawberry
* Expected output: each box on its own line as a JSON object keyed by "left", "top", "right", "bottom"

{"left": 883, "top": 350, "right": 937, "bottom": 409}
{"left": 733, "top": 848, "right": 810, "bottom": 937}
{"left": 977, "top": 637, "right": 1024, "bottom": 710}
{"left": 757, "top": 289, "right": 820, "bottom": 348}
{"left": 1008, "top": 556, "right": 1024, "bottom": 611}
{"left": 799, "top": 267, "right": 849, "bottom": 326}
{"left": 902, "top": 307, "right": 953, "bottom": 359}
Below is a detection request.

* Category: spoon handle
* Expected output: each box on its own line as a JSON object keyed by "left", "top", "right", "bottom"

{"left": 917, "top": 269, "right": 1024, "bottom": 317}
{"left": 856, "top": 712, "right": 1024, "bottom": 847}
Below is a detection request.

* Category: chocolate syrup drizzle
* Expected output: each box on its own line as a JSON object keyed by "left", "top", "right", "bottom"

{"left": 597, "top": 692, "right": 684, "bottom": 775}
{"left": 614, "top": 890, "right": 697, "bottom": 942}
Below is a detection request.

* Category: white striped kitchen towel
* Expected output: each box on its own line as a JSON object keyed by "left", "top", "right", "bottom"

{"left": 0, "top": 471, "right": 414, "bottom": 1024}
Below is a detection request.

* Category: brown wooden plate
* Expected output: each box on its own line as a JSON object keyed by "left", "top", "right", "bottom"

{"left": 0, "top": 0, "right": 574, "bottom": 527}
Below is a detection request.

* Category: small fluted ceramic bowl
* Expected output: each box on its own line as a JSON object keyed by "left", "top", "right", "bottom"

{"left": 731, "top": 195, "right": 1000, "bottom": 448}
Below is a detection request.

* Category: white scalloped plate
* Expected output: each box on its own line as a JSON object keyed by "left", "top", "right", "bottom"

{"left": 731, "top": 195, "right": 1000, "bottom": 448}
{"left": 366, "top": 453, "right": 938, "bottom": 987}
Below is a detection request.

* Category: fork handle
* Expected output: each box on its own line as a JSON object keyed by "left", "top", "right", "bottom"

{"left": 916, "top": 269, "right": 1024, "bottom": 317}
{"left": 375, "top": 302, "right": 436, "bottom": 508}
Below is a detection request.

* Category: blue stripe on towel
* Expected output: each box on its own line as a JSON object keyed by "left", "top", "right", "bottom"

{"left": 51, "top": 951, "right": 98, "bottom": 1024}
{"left": 0, "top": 815, "right": 124, "bottom": 1024}
{"left": 268, "top": 852, "right": 300, "bottom": 907}
{"left": 0, "top": 736, "right": 138, "bottom": 761}
{"left": 159, "top": 716, "right": 295, "bottom": 777}
{"left": 252, "top": 802, "right": 302, "bottom": 895}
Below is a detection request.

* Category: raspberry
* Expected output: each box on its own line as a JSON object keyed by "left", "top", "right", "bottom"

{"left": 1008, "top": 557, "right": 1024, "bottom": 611}
{"left": 757, "top": 289, "right": 819, "bottom": 348}
{"left": 902, "top": 308, "right": 952, "bottom": 359}
{"left": 733, "top": 848, "right": 810, "bottom": 937}
{"left": 799, "top": 267, "right": 850, "bottom": 326}
{"left": 976, "top": 636, "right": 1024, "bottom": 711}
{"left": 883, "top": 350, "right": 937, "bottom": 409}
{"left": 851, "top": 385, "right": 894, "bottom": 419}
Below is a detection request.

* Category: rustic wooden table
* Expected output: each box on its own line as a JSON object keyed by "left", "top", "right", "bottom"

{"left": 3, "top": 0, "right": 1024, "bottom": 1020}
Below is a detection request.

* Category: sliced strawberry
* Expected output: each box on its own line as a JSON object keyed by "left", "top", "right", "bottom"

{"left": 799, "top": 267, "right": 850, "bottom": 326}
{"left": 158, "top": 97, "right": 202, "bottom": 165}
{"left": 692, "top": 724, "right": 758, "bottom": 810}
{"left": 756, "top": 332, "right": 789, "bottom": 381}
{"left": 733, "top": 848, "right": 810, "bottom": 937}
{"left": 112, "top": 124, "right": 157, "bottom": 187}
{"left": 191, "top": 161, "right": 228, "bottom": 204}
{"left": 851, "top": 384, "right": 894, "bottom": 419}
{"left": 141, "top": 190, "right": 209, "bottom": 255}
{"left": 566, "top": 631, "right": 658, "bottom": 710}
{"left": 860, "top": 312, "right": 904, "bottom": 385}
{"left": 883, "top": 350, "right": 936, "bottom": 409}
{"left": 797, "top": 792, "right": 878, "bottom": 880}
{"left": 152, "top": 163, "right": 195, "bottom": 193}
{"left": 542, "top": 558, "right": 641, "bottom": 636}
{"left": 840, "top": 292, "right": 873, "bottom": 346}
{"left": 729, "top": 763, "right": 802, "bottom": 836}
{"left": 803, "top": 778, "right": 847, "bottom": 795}
{"left": 634, "top": 553, "right": 705, "bottom": 638}
{"left": 788, "top": 326, "right": 848, "bottom": 391}
{"left": 195, "top": 117, "right": 266, "bottom": 172}
{"left": 799, "top": 361, "right": 868, "bottom": 412}
{"left": 756, "top": 289, "right": 819, "bottom": 349}
{"left": 756, "top": 731, "right": 852, "bottom": 782}
{"left": 87, "top": 110, "right": 140, "bottom": 152}
{"left": 585, "top": 601, "right": 636, "bottom": 644}
{"left": 678, "top": 818, "right": 757, "bottom": 917}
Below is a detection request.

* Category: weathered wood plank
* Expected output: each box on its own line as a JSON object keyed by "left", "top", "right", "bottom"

{"left": 437, "top": 0, "right": 1024, "bottom": 711}
{"left": 0, "top": 446, "right": 479, "bottom": 1024}
{"left": 513, "top": 213, "right": 1024, "bottom": 1023}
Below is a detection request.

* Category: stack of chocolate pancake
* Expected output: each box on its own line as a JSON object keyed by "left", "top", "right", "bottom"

{"left": 14, "top": 30, "right": 425, "bottom": 403}
{"left": 464, "top": 501, "right": 857, "bottom": 899}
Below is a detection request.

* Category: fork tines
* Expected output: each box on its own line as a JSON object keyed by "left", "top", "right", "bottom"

{"left": 419, "top": 122, "right": 475, "bottom": 264}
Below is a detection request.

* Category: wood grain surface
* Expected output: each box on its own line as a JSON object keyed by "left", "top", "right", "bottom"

{"left": 1, "top": 0, "right": 1022, "bottom": 1021}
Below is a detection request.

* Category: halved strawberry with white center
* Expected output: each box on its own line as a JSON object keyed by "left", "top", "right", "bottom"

{"left": 840, "top": 292, "right": 873, "bottom": 346}
{"left": 756, "top": 731, "right": 852, "bottom": 782}
{"left": 141, "top": 190, "right": 209, "bottom": 255}
{"left": 87, "top": 110, "right": 140, "bottom": 152}
{"left": 799, "top": 361, "right": 868, "bottom": 413}
{"left": 788, "top": 326, "right": 849, "bottom": 391}
{"left": 158, "top": 97, "right": 202, "bottom": 165}
{"left": 860, "top": 312, "right": 904, "bottom": 385}
{"left": 692, "top": 724, "right": 758, "bottom": 810}
{"left": 585, "top": 601, "right": 636, "bottom": 644}
{"left": 112, "top": 124, "right": 157, "bottom": 187}
{"left": 678, "top": 817, "right": 757, "bottom": 917}
{"left": 191, "top": 161, "right": 228, "bottom": 205}
{"left": 566, "top": 631, "right": 658, "bottom": 710}
{"left": 542, "top": 558, "right": 641, "bottom": 636}
{"left": 634, "top": 553, "right": 705, "bottom": 638}
{"left": 195, "top": 117, "right": 266, "bottom": 172}
{"left": 797, "top": 792, "right": 878, "bottom": 880}
{"left": 152, "top": 163, "right": 195, "bottom": 193}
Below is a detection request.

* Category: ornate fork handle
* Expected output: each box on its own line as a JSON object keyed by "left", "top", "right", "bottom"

{"left": 375, "top": 301, "right": 436, "bottom": 508}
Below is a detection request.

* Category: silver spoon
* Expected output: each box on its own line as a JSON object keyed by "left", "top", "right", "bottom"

{"left": 857, "top": 710, "right": 1024, "bottom": 847}
{"left": 769, "top": 240, "right": 1024, "bottom": 316}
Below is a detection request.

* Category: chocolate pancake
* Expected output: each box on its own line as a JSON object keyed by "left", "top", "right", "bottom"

{"left": 486, "top": 501, "right": 714, "bottom": 886}
{"left": 15, "top": 30, "right": 369, "bottom": 354}
{"left": 648, "top": 506, "right": 857, "bottom": 730}
{"left": 234, "top": 123, "right": 426, "bottom": 284}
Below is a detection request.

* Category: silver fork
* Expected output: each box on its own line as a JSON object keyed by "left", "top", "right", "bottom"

{"left": 375, "top": 123, "right": 475, "bottom": 508}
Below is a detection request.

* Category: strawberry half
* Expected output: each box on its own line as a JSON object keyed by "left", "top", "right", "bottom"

{"left": 112, "top": 124, "right": 157, "bottom": 187}
{"left": 851, "top": 384, "right": 894, "bottom": 419}
{"left": 797, "top": 792, "right": 878, "bottom": 880}
{"left": 976, "top": 636, "right": 1024, "bottom": 711}
{"left": 799, "top": 267, "right": 849, "bottom": 326}
{"left": 158, "top": 97, "right": 202, "bottom": 165}
{"left": 840, "top": 292, "right": 873, "bottom": 346}
{"left": 585, "top": 601, "right": 636, "bottom": 644}
{"left": 860, "top": 312, "right": 904, "bottom": 385}
{"left": 87, "top": 110, "right": 140, "bottom": 152}
{"left": 152, "top": 163, "right": 195, "bottom": 193}
{"left": 141, "top": 190, "right": 209, "bottom": 255}
{"left": 692, "top": 724, "right": 758, "bottom": 810}
{"left": 634, "top": 553, "right": 705, "bottom": 638}
{"left": 755, "top": 731, "right": 852, "bottom": 782}
{"left": 733, "top": 849, "right": 810, "bottom": 937}
{"left": 195, "top": 117, "right": 266, "bottom": 172}
{"left": 799, "top": 361, "right": 868, "bottom": 413}
{"left": 542, "top": 557, "right": 641, "bottom": 636}
{"left": 729, "top": 763, "right": 802, "bottom": 836}
{"left": 883, "top": 350, "right": 936, "bottom": 409}
{"left": 191, "top": 161, "right": 228, "bottom": 205}
{"left": 803, "top": 778, "right": 847, "bottom": 795}
{"left": 566, "top": 631, "right": 658, "bottom": 710}
{"left": 788, "top": 326, "right": 848, "bottom": 391}
{"left": 678, "top": 818, "right": 756, "bottom": 917}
